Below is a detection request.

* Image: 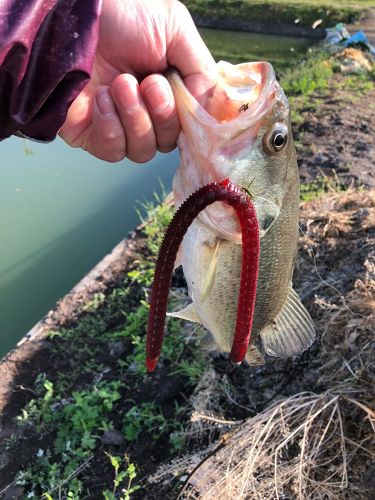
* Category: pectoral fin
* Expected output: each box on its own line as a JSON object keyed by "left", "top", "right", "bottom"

{"left": 167, "top": 303, "right": 201, "bottom": 323}
{"left": 260, "top": 286, "right": 315, "bottom": 357}
{"left": 200, "top": 239, "right": 221, "bottom": 304}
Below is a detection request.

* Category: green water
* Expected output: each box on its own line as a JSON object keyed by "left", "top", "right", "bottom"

{"left": 0, "top": 29, "right": 315, "bottom": 359}
{"left": 199, "top": 28, "right": 315, "bottom": 71}
{"left": 0, "top": 139, "right": 178, "bottom": 357}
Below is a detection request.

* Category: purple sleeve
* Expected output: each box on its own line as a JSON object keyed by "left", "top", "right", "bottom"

{"left": 0, "top": 0, "right": 101, "bottom": 142}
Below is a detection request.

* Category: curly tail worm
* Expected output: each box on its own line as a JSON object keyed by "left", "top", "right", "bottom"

{"left": 146, "top": 179, "right": 260, "bottom": 372}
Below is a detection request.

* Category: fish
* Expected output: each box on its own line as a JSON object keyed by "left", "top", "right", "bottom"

{"left": 167, "top": 60, "right": 315, "bottom": 364}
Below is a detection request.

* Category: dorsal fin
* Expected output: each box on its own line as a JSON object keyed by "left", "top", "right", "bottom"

{"left": 260, "top": 286, "right": 315, "bottom": 357}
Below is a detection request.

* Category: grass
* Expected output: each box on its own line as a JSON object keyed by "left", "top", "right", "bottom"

{"left": 103, "top": 454, "right": 140, "bottom": 500}
{"left": 300, "top": 174, "right": 345, "bottom": 201}
{"left": 281, "top": 50, "right": 333, "bottom": 97}
{"left": 182, "top": 0, "right": 375, "bottom": 28}
{"left": 8, "top": 194, "right": 207, "bottom": 498}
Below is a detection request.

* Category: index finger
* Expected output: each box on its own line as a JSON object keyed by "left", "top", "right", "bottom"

{"left": 167, "top": 2, "right": 217, "bottom": 104}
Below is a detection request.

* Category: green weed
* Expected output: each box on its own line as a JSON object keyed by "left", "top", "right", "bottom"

{"left": 122, "top": 402, "right": 168, "bottom": 441}
{"left": 281, "top": 52, "right": 333, "bottom": 97}
{"left": 103, "top": 454, "right": 140, "bottom": 500}
{"left": 171, "top": 359, "right": 206, "bottom": 386}
{"left": 16, "top": 375, "right": 54, "bottom": 430}
{"left": 16, "top": 380, "right": 124, "bottom": 497}
{"left": 13, "top": 167, "right": 206, "bottom": 496}
{"left": 129, "top": 192, "right": 174, "bottom": 287}
{"left": 300, "top": 173, "right": 345, "bottom": 201}
{"left": 82, "top": 292, "right": 106, "bottom": 312}
{"left": 337, "top": 71, "right": 375, "bottom": 93}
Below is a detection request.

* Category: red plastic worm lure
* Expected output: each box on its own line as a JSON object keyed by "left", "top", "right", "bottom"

{"left": 146, "top": 178, "right": 260, "bottom": 372}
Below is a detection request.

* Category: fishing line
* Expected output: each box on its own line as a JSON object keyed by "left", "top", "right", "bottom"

{"left": 297, "top": 223, "right": 368, "bottom": 320}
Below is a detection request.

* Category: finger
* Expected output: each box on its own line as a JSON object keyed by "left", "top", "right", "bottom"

{"left": 59, "top": 83, "right": 95, "bottom": 147}
{"left": 90, "top": 86, "right": 126, "bottom": 162}
{"left": 140, "top": 74, "right": 180, "bottom": 153}
{"left": 111, "top": 73, "right": 156, "bottom": 163}
{"left": 168, "top": 2, "right": 217, "bottom": 104}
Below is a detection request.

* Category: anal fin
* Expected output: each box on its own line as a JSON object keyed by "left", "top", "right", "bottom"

{"left": 260, "top": 286, "right": 315, "bottom": 357}
{"left": 167, "top": 303, "right": 201, "bottom": 323}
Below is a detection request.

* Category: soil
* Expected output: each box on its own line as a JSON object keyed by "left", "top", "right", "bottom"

{"left": 295, "top": 74, "right": 375, "bottom": 189}
{"left": 0, "top": 72, "right": 374, "bottom": 499}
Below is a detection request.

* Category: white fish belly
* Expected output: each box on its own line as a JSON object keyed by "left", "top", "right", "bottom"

{"left": 181, "top": 219, "right": 242, "bottom": 353}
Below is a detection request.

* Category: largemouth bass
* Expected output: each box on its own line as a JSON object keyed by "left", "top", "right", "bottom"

{"left": 168, "top": 61, "right": 315, "bottom": 364}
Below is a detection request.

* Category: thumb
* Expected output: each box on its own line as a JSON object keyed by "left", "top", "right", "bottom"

{"left": 167, "top": 2, "right": 217, "bottom": 104}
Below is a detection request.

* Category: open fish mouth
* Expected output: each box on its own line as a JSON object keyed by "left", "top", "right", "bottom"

{"left": 168, "top": 61, "right": 283, "bottom": 243}
{"left": 168, "top": 60, "right": 277, "bottom": 130}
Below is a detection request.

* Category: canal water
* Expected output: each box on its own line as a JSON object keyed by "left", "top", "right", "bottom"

{"left": 0, "top": 30, "right": 315, "bottom": 358}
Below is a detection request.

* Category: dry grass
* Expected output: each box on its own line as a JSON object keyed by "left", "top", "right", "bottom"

{"left": 150, "top": 189, "right": 375, "bottom": 499}
{"left": 180, "top": 390, "right": 374, "bottom": 499}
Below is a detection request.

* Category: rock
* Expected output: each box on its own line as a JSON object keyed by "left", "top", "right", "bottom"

{"left": 100, "top": 429, "right": 124, "bottom": 447}
{"left": 108, "top": 341, "right": 126, "bottom": 358}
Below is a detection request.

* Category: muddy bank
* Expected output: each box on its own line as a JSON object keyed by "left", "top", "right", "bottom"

{"left": 182, "top": 0, "right": 368, "bottom": 39}
{"left": 191, "top": 14, "right": 325, "bottom": 38}
{"left": 294, "top": 74, "right": 375, "bottom": 188}
{"left": 0, "top": 234, "right": 139, "bottom": 414}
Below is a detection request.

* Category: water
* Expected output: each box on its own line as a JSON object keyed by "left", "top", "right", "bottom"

{"left": 199, "top": 28, "right": 315, "bottom": 71}
{"left": 0, "top": 29, "right": 314, "bottom": 358}
{"left": 0, "top": 139, "right": 178, "bottom": 357}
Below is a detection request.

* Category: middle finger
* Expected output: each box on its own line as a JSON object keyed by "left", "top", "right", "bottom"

{"left": 140, "top": 74, "right": 180, "bottom": 153}
{"left": 111, "top": 73, "right": 156, "bottom": 163}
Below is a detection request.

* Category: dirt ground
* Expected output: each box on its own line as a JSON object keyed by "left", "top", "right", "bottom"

{"left": 0, "top": 72, "right": 374, "bottom": 499}
{"left": 295, "top": 75, "right": 375, "bottom": 189}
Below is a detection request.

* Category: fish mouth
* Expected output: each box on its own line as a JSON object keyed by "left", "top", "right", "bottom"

{"left": 169, "top": 61, "right": 280, "bottom": 243}
{"left": 168, "top": 60, "right": 276, "bottom": 134}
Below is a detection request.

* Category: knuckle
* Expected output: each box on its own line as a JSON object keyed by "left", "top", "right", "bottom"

{"left": 157, "top": 141, "right": 176, "bottom": 154}
{"left": 108, "top": 150, "right": 126, "bottom": 163}
{"left": 128, "top": 148, "right": 156, "bottom": 164}
{"left": 96, "top": 148, "right": 125, "bottom": 163}
{"left": 101, "top": 128, "right": 123, "bottom": 142}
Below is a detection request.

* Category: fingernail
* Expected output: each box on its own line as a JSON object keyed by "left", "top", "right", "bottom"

{"left": 144, "top": 82, "right": 171, "bottom": 113}
{"left": 96, "top": 88, "right": 115, "bottom": 115}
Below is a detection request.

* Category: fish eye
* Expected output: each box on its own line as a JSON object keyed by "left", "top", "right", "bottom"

{"left": 263, "top": 123, "right": 288, "bottom": 155}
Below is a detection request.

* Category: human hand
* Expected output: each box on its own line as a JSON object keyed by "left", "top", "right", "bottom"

{"left": 59, "top": 0, "right": 216, "bottom": 162}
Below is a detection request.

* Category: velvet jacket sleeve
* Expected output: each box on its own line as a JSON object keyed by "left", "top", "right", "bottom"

{"left": 0, "top": 0, "right": 101, "bottom": 142}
